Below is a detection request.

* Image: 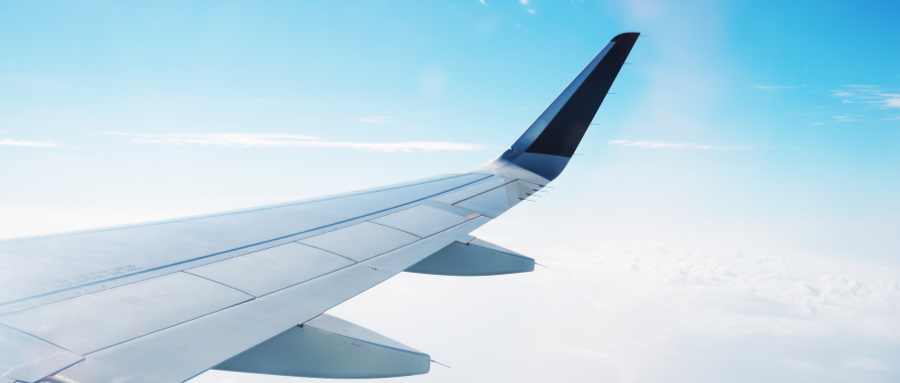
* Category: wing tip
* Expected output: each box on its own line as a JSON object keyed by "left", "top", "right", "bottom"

{"left": 611, "top": 32, "right": 641, "bottom": 43}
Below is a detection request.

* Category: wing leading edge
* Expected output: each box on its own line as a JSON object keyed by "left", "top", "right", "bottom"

{"left": 0, "top": 32, "right": 639, "bottom": 383}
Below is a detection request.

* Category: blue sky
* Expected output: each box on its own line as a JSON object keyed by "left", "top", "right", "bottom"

{"left": 1, "top": 1, "right": 899, "bottom": 382}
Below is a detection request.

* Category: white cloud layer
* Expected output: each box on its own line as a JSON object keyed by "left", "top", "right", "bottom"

{"left": 188, "top": 236, "right": 900, "bottom": 383}
{"left": 102, "top": 132, "right": 488, "bottom": 152}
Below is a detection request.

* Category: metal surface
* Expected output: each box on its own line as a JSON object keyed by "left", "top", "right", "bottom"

{"left": 298, "top": 222, "right": 419, "bottom": 262}
{"left": 214, "top": 314, "right": 429, "bottom": 379}
{"left": 405, "top": 238, "right": 534, "bottom": 276}
{"left": 186, "top": 243, "right": 354, "bottom": 297}
{"left": 454, "top": 187, "right": 510, "bottom": 218}
{"left": 0, "top": 273, "right": 252, "bottom": 355}
{"left": 371, "top": 205, "right": 467, "bottom": 238}
{"left": 56, "top": 219, "right": 486, "bottom": 383}
{"left": 0, "top": 325, "right": 83, "bottom": 383}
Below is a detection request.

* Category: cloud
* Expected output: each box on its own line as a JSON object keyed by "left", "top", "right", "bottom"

{"left": 880, "top": 94, "right": 900, "bottom": 108}
{"left": 609, "top": 140, "right": 711, "bottom": 149}
{"left": 356, "top": 116, "right": 395, "bottom": 123}
{"left": 830, "top": 87, "right": 900, "bottom": 109}
{"left": 478, "top": 0, "right": 485, "bottom": 4}
{"left": 519, "top": 0, "right": 528, "bottom": 4}
{"left": 2, "top": 76, "right": 63, "bottom": 87}
{"left": 102, "top": 133, "right": 488, "bottom": 153}
{"left": 752, "top": 85, "right": 796, "bottom": 90}
{"left": 780, "top": 358, "right": 822, "bottom": 371}
{"left": 0, "top": 138, "right": 64, "bottom": 148}
{"left": 608, "top": 140, "right": 749, "bottom": 150}
{"left": 527, "top": 9, "right": 536, "bottom": 14}
{"left": 844, "top": 358, "right": 892, "bottom": 371}
{"left": 421, "top": 67, "right": 448, "bottom": 96}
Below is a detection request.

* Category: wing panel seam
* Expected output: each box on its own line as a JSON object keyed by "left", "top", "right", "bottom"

{"left": 367, "top": 221, "right": 424, "bottom": 239}
{"left": 181, "top": 271, "right": 257, "bottom": 298}
{"left": 451, "top": 179, "right": 519, "bottom": 205}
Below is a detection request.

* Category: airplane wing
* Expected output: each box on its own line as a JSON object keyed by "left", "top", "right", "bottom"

{"left": 0, "top": 32, "right": 639, "bottom": 383}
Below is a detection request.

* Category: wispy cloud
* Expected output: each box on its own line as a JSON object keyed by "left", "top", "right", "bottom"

{"left": 478, "top": 0, "right": 485, "bottom": 4}
{"left": 356, "top": 116, "right": 395, "bottom": 123}
{"left": 609, "top": 140, "right": 711, "bottom": 149}
{"left": 830, "top": 86, "right": 900, "bottom": 107}
{"left": 0, "top": 138, "right": 65, "bottom": 148}
{"left": 2, "top": 76, "right": 63, "bottom": 87}
{"left": 780, "top": 358, "right": 822, "bottom": 371}
{"left": 102, "top": 132, "right": 488, "bottom": 153}
{"left": 608, "top": 139, "right": 749, "bottom": 150}
{"left": 824, "top": 86, "right": 900, "bottom": 123}
{"left": 844, "top": 358, "right": 892, "bottom": 371}
{"left": 881, "top": 94, "right": 900, "bottom": 108}
{"left": 527, "top": 9, "right": 536, "bottom": 14}
{"left": 752, "top": 85, "right": 796, "bottom": 90}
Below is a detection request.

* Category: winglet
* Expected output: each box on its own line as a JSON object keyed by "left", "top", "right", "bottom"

{"left": 496, "top": 32, "right": 640, "bottom": 181}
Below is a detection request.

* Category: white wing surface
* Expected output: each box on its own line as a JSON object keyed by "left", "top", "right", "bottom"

{"left": 0, "top": 32, "right": 639, "bottom": 383}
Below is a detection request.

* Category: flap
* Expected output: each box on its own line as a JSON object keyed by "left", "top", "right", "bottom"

{"left": 405, "top": 238, "right": 534, "bottom": 276}
{"left": 0, "top": 273, "right": 252, "bottom": 355}
{"left": 298, "top": 222, "right": 418, "bottom": 262}
{"left": 214, "top": 314, "right": 429, "bottom": 379}
{"left": 0, "top": 326, "right": 83, "bottom": 383}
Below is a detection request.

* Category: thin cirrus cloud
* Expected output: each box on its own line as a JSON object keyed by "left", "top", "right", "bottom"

{"left": 520, "top": 0, "right": 535, "bottom": 12}
{"left": 0, "top": 138, "right": 64, "bottom": 148}
{"left": 829, "top": 86, "right": 900, "bottom": 108}
{"left": 882, "top": 94, "right": 900, "bottom": 108}
{"left": 843, "top": 358, "right": 892, "bottom": 371}
{"left": 608, "top": 139, "right": 749, "bottom": 150}
{"left": 356, "top": 116, "right": 395, "bottom": 123}
{"left": 752, "top": 85, "right": 796, "bottom": 90}
{"left": 2, "top": 75, "right": 63, "bottom": 87}
{"left": 102, "top": 132, "right": 488, "bottom": 153}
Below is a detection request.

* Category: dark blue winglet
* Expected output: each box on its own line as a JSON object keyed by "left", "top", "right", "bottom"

{"left": 499, "top": 32, "right": 640, "bottom": 180}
